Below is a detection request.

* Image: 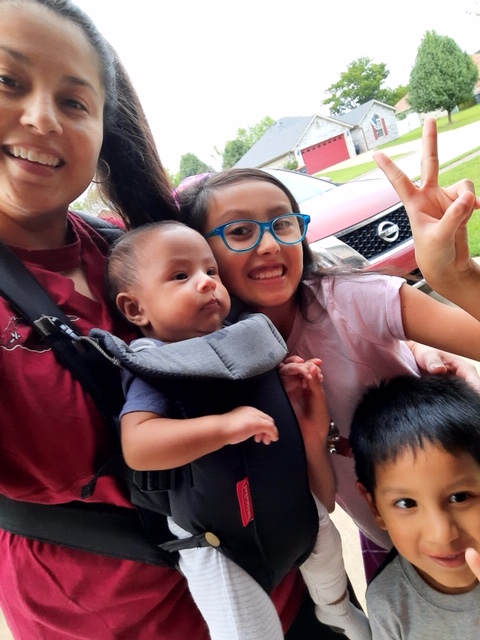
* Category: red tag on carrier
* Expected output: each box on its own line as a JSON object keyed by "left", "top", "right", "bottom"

{"left": 236, "top": 477, "right": 254, "bottom": 526}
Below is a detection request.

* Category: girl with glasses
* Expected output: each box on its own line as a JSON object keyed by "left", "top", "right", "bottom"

{"left": 177, "top": 167, "right": 480, "bottom": 584}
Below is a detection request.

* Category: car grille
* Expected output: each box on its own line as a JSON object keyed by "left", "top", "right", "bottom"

{"left": 337, "top": 204, "right": 411, "bottom": 261}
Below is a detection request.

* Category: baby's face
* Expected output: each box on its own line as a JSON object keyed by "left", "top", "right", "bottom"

{"left": 133, "top": 226, "right": 231, "bottom": 342}
{"left": 370, "top": 443, "right": 480, "bottom": 594}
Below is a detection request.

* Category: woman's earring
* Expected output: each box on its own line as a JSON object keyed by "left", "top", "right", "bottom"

{"left": 92, "top": 158, "right": 111, "bottom": 184}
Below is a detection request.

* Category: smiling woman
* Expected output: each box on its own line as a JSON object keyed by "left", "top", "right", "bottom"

{"left": 0, "top": 2, "right": 357, "bottom": 639}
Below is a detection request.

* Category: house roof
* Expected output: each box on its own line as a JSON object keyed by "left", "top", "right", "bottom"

{"left": 394, "top": 95, "right": 411, "bottom": 113}
{"left": 335, "top": 99, "right": 395, "bottom": 126}
{"left": 234, "top": 116, "right": 314, "bottom": 168}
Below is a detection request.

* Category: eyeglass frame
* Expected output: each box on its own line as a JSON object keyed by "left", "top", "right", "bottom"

{"left": 204, "top": 213, "right": 311, "bottom": 253}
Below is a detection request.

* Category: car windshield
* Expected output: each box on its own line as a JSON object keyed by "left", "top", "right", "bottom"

{"left": 265, "top": 170, "right": 337, "bottom": 203}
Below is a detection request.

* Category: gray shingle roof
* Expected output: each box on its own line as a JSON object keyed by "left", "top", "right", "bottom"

{"left": 336, "top": 99, "right": 395, "bottom": 126}
{"left": 234, "top": 116, "right": 313, "bottom": 168}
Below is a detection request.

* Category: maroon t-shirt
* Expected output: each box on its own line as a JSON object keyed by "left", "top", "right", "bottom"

{"left": 0, "top": 214, "right": 304, "bottom": 638}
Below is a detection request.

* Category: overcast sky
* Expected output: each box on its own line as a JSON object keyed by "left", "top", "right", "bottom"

{"left": 74, "top": 0, "right": 479, "bottom": 173}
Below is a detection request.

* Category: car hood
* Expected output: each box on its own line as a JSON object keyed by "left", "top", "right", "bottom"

{"left": 303, "top": 178, "right": 402, "bottom": 242}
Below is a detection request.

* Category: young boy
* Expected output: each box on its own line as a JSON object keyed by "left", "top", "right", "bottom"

{"left": 350, "top": 373, "right": 480, "bottom": 639}
{"left": 106, "top": 220, "right": 370, "bottom": 640}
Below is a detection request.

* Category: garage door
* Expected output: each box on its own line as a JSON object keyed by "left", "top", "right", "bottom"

{"left": 301, "top": 135, "right": 349, "bottom": 174}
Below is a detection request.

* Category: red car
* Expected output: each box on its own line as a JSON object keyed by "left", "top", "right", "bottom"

{"left": 263, "top": 168, "right": 423, "bottom": 286}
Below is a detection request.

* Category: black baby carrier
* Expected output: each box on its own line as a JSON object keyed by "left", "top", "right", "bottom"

{"left": 90, "top": 313, "right": 319, "bottom": 592}
{"left": 0, "top": 213, "right": 318, "bottom": 593}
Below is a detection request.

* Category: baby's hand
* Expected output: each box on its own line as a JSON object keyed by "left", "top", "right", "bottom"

{"left": 465, "top": 547, "right": 480, "bottom": 581}
{"left": 279, "top": 355, "right": 323, "bottom": 396}
{"left": 223, "top": 406, "right": 279, "bottom": 446}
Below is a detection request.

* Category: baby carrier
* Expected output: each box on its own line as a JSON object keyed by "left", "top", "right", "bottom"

{"left": 0, "top": 213, "right": 319, "bottom": 593}
{"left": 89, "top": 314, "right": 319, "bottom": 592}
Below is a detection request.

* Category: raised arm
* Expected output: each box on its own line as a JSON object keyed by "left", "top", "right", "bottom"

{"left": 400, "top": 283, "right": 480, "bottom": 363}
{"left": 374, "top": 118, "right": 480, "bottom": 320}
{"left": 279, "top": 357, "right": 336, "bottom": 511}
{"left": 121, "top": 406, "right": 279, "bottom": 471}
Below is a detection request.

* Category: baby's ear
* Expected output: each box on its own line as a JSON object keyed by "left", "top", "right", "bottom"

{"left": 355, "top": 481, "right": 387, "bottom": 530}
{"left": 116, "top": 293, "right": 149, "bottom": 328}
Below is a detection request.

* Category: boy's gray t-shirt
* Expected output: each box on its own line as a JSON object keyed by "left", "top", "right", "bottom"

{"left": 367, "top": 552, "right": 480, "bottom": 639}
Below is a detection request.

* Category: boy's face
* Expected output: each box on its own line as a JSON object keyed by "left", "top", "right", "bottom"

{"left": 121, "top": 226, "right": 230, "bottom": 342}
{"left": 364, "top": 443, "right": 480, "bottom": 594}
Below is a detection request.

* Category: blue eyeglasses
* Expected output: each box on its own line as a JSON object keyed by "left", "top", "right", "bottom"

{"left": 205, "top": 213, "right": 310, "bottom": 253}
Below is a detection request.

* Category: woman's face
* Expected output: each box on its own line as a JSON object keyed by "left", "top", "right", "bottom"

{"left": 0, "top": 2, "right": 105, "bottom": 229}
{"left": 204, "top": 179, "right": 304, "bottom": 329}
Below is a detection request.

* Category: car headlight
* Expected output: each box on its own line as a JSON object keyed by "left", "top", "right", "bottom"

{"left": 309, "top": 237, "right": 371, "bottom": 269}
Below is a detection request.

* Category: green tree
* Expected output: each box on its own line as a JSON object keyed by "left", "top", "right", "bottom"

{"left": 221, "top": 116, "right": 275, "bottom": 168}
{"left": 409, "top": 31, "right": 478, "bottom": 124}
{"left": 222, "top": 139, "right": 249, "bottom": 169}
{"left": 382, "top": 84, "right": 409, "bottom": 107}
{"left": 177, "top": 153, "right": 212, "bottom": 182}
{"left": 322, "top": 57, "right": 398, "bottom": 115}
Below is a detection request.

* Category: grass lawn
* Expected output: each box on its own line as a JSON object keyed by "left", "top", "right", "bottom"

{"left": 378, "top": 103, "right": 480, "bottom": 148}
{"left": 438, "top": 156, "right": 480, "bottom": 257}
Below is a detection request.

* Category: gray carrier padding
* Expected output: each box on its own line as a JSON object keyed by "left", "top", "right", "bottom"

{"left": 90, "top": 313, "right": 287, "bottom": 381}
{"left": 90, "top": 313, "right": 318, "bottom": 593}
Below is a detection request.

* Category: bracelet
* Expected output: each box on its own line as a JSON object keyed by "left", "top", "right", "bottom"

{"left": 327, "top": 421, "right": 340, "bottom": 454}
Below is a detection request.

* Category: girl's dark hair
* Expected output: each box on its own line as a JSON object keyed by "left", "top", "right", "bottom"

{"left": 14, "top": 0, "right": 178, "bottom": 226}
{"left": 350, "top": 374, "right": 480, "bottom": 496}
{"left": 176, "top": 168, "right": 326, "bottom": 316}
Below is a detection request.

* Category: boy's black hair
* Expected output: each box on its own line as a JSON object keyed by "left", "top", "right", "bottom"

{"left": 350, "top": 374, "right": 480, "bottom": 495}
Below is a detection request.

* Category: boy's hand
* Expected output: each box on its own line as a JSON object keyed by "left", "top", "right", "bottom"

{"left": 465, "top": 547, "right": 480, "bottom": 582}
{"left": 223, "top": 406, "right": 279, "bottom": 446}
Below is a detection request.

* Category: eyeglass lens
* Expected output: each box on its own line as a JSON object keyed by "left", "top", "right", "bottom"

{"left": 223, "top": 215, "right": 306, "bottom": 251}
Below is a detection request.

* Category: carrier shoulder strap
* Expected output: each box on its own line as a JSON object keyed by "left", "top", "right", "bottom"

{"left": 0, "top": 216, "right": 177, "bottom": 566}
{"left": 0, "top": 213, "right": 125, "bottom": 420}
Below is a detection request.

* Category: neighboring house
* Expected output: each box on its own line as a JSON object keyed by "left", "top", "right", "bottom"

{"left": 335, "top": 100, "right": 399, "bottom": 153}
{"left": 472, "top": 51, "right": 480, "bottom": 101}
{"left": 234, "top": 100, "right": 399, "bottom": 175}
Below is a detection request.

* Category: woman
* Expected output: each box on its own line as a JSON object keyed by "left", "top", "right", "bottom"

{"left": 0, "top": 0, "right": 358, "bottom": 637}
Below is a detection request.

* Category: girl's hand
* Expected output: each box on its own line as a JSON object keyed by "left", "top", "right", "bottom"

{"left": 280, "top": 357, "right": 336, "bottom": 510}
{"left": 223, "top": 406, "right": 279, "bottom": 445}
{"left": 465, "top": 547, "right": 480, "bottom": 581}
{"left": 279, "top": 356, "right": 329, "bottom": 444}
{"left": 373, "top": 118, "right": 480, "bottom": 297}
{"left": 409, "top": 342, "right": 480, "bottom": 393}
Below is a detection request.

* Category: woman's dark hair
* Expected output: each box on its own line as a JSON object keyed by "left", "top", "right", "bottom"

{"left": 176, "top": 168, "right": 326, "bottom": 316}
{"left": 350, "top": 374, "right": 480, "bottom": 496}
{"left": 12, "top": 0, "right": 178, "bottom": 226}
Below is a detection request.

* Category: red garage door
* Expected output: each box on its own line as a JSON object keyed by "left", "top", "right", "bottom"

{"left": 301, "top": 135, "right": 349, "bottom": 174}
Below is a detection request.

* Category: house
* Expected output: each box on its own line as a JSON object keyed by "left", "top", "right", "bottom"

{"left": 335, "top": 100, "right": 399, "bottom": 154}
{"left": 234, "top": 100, "right": 399, "bottom": 175}
{"left": 472, "top": 51, "right": 480, "bottom": 100}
